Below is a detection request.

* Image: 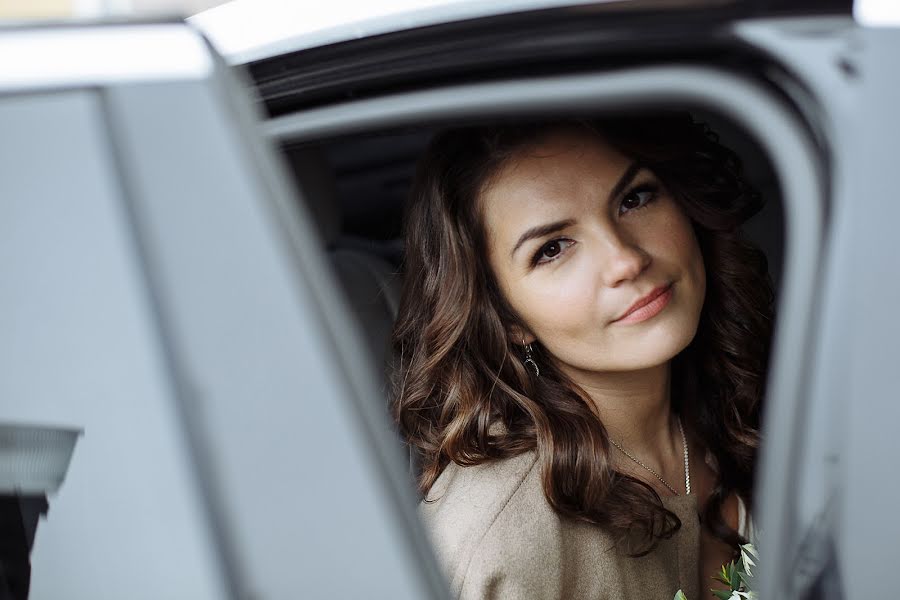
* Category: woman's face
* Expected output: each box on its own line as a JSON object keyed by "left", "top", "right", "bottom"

{"left": 480, "top": 128, "right": 706, "bottom": 376}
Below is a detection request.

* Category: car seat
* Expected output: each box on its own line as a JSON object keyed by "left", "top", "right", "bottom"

{"left": 287, "top": 147, "right": 402, "bottom": 391}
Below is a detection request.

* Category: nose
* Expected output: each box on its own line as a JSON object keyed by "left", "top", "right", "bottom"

{"left": 597, "top": 231, "right": 650, "bottom": 287}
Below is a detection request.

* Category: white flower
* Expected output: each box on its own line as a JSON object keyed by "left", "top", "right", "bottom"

{"left": 739, "top": 543, "right": 759, "bottom": 579}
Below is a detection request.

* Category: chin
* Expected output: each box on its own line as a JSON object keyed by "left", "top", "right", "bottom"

{"left": 552, "top": 311, "right": 701, "bottom": 372}
{"left": 621, "top": 319, "right": 699, "bottom": 369}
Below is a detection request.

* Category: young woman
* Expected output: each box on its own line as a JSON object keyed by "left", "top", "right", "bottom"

{"left": 391, "top": 113, "right": 774, "bottom": 599}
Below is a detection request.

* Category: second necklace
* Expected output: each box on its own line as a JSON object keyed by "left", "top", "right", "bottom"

{"left": 609, "top": 416, "right": 691, "bottom": 496}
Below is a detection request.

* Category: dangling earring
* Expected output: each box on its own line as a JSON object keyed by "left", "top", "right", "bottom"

{"left": 522, "top": 338, "right": 540, "bottom": 377}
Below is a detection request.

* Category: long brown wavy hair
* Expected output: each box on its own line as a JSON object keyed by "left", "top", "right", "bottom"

{"left": 391, "top": 112, "right": 775, "bottom": 557}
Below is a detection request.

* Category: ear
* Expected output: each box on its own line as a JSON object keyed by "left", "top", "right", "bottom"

{"left": 507, "top": 323, "right": 536, "bottom": 347}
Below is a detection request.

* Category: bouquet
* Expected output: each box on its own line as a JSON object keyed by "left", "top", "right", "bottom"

{"left": 674, "top": 543, "right": 758, "bottom": 600}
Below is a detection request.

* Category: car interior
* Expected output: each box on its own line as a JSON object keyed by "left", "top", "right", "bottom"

{"left": 279, "top": 108, "right": 787, "bottom": 481}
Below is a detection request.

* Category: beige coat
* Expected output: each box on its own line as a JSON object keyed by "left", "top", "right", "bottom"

{"left": 420, "top": 451, "right": 711, "bottom": 600}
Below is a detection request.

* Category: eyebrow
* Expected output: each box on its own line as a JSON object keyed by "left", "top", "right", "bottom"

{"left": 510, "top": 219, "right": 576, "bottom": 259}
{"left": 509, "top": 161, "right": 643, "bottom": 260}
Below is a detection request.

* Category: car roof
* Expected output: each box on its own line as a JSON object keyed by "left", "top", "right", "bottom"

{"left": 189, "top": 0, "right": 640, "bottom": 64}
{"left": 191, "top": 0, "right": 852, "bottom": 65}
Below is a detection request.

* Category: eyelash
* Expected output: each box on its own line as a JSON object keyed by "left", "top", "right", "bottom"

{"left": 619, "top": 182, "right": 660, "bottom": 215}
{"left": 530, "top": 238, "right": 575, "bottom": 266}
{"left": 529, "top": 182, "right": 661, "bottom": 267}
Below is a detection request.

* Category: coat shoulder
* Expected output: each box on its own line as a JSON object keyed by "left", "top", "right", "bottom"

{"left": 418, "top": 452, "right": 569, "bottom": 598}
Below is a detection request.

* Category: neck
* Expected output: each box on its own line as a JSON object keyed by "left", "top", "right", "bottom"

{"left": 559, "top": 361, "right": 680, "bottom": 468}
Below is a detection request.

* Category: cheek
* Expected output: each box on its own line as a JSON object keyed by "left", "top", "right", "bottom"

{"left": 654, "top": 207, "right": 703, "bottom": 273}
{"left": 504, "top": 263, "right": 600, "bottom": 339}
{"left": 659, "top": 212, "right": 706, "bottom": 307}
{"left": 680, "top": 224, "right": 705, "bottom": 290}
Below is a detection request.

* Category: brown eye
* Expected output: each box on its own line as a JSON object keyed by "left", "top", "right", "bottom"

{"left": 532, "top": 238, "right": 575, "bottom": 266}
{"left": 621, "top": 194, "right": 643, "bottom": 211}
{"left": 619, "top": 185, "right": 659, "bottom": 215}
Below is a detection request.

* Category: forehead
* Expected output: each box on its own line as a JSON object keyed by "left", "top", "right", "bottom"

{"left": 479, "top": 129, "right": 631, "bottom": 229}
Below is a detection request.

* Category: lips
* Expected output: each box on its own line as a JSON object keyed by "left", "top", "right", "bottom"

{"left": 615, "top": 283, "right": 672, "bottom": 323}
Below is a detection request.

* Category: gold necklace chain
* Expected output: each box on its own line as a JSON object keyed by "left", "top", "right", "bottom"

{"left": 609, "top": 417, "right": 691, "bottom": 496}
